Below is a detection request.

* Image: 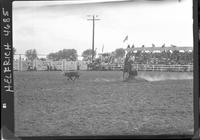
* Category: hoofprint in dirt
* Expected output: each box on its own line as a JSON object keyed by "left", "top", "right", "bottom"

{"left": 14, "top": 71, "right": 193, "bottom": 136}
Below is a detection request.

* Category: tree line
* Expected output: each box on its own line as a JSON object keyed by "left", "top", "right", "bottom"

{"left": 14, "top": 48, "right": 126, "bottom": 62}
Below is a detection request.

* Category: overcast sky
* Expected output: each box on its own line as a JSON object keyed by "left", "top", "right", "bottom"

{"left": 13, "top": 0, "right": 193, "bottom": 58}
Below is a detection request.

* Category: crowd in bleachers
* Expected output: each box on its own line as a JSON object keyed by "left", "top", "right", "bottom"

{"left": 99, "top": 51, "right": 193, "bottom": 65}
{"left": 132, "top": 50, "right": 193, "bottom": 65}
{"left": 98, "top": 50, "right": 193, "bottom": 66}
{"left": 96, "top": 50, "right": 193, "bottom": 71}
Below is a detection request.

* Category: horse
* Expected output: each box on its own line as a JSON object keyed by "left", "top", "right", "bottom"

{"left": 123, "top": 54, "right": 137, "bottom": 81}
{"left": 123, "top": 62, "right": 132, "bottom": 81}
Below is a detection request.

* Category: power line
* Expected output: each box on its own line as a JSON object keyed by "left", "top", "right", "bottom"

{"left": 87, "top": 15, "right": 100, "bottom": 63}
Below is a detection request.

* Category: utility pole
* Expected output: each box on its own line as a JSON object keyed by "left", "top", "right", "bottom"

{"left": 87, "top": 15, "right": 100, "bottom": 63}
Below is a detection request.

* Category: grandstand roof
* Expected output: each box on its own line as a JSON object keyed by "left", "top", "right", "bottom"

{"left": 127, "top": 46, "right": 193, "bottom": 52}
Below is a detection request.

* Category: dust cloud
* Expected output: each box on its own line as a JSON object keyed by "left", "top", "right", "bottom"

{"left": 137, "top": 72, "right": 193, "bottom": 82}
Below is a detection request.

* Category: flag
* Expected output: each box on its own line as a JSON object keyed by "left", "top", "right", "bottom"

{"left": 171, "top": 44, "right": 176, "bottom": 47}
{"left": 123, "top": 35, "right": 128, "bottom": 43}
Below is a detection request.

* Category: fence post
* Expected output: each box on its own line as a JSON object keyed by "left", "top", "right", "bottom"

{"left": 62, "top": 60, "right": 63, "bottom": 71}
{"left": 160, "top": 65, "right": 162, "bottom": 72}
{"left": 63, "top": 60, "right": 65, "bottom": 71}
{"left": 64, "top": 60, "right": 66, "bottom": 71}
{"left": 18, "top": 55, "right": 20, "bottom": 71}
{"left": 35, "top": 59, "right": 37, "bottom": 71}
{"left": 189, "top": 65, "right": 191, "bottom": 72}
{"left": 178, "top": 65, "right": 181, "bottom": 72}
{"left": 20, "top": 55, "right": 22, "bottom": 71}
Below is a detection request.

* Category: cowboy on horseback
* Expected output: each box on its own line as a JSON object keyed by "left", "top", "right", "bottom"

{"left": 123, "top": 52, "right": 137, "bottom": 81}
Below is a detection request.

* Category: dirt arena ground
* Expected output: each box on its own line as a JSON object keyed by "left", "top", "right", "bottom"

{"left": 14, "top": 71, "right": 193, "bottom": 136}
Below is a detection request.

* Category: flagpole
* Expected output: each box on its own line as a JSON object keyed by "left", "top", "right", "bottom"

{"left": 87, "top": 15, "right": 100, "bottom": 63}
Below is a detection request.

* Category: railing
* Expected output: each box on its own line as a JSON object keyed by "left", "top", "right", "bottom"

{"left": 132, "top": 64, "right": 193, "bottom": 72}
{"left": 14, "top": 59, "right": 88, "bottom": 71}
{"left": 14, "top": 58, "right": 193, "bottom": 72}
{"left": 101, "top": 64, "right": 193, "bottom": 72}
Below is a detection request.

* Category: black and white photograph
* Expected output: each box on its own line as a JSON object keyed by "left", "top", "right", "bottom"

{"left": 12, "top": 0, "right": 194, "bottom": 137}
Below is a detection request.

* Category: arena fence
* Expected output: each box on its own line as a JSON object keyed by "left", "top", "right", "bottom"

{"left": 100, "top": 64, "right": 193, "bottom": 72}
{"left": 13, "top": 59, "right": 88, "bottom": 71}
{"left": 13, "top": 58, "right": 193, "bottom": 72}
{"left": 132, "top": 64, "right": 193, "bottom": 72}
